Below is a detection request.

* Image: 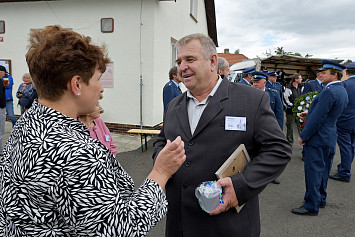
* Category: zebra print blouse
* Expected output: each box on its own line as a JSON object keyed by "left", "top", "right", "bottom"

{"left": 0, "top": 101, "right": 167, "bottom": 236}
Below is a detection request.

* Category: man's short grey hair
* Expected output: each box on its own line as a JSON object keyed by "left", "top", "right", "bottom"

{"left": 176, "top": 33, "right": 217, "bottom": 60}
{"left": 217, "top": 57, "right": 228, "bottom": 72}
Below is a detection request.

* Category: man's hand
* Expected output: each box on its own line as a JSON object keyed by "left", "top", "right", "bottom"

{"left": 298, "top": 111, "right": 308, "bottom": 121}
{"left": 298, "top": 137, "right": 306, "bottom": 146}
{"left": 209, "top": 177, "right": 238, "bottom": 215}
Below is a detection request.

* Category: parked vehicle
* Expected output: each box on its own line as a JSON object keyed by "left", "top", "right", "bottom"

{"left": 230, "top": 60, "right": 257, "bottom": 82}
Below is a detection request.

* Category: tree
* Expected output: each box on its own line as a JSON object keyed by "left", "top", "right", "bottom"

{"left": 234, "top": 49, "right": 240, "bottom": 54}
{"left": 263, "top": 49, "right": 272, "bottom": 57}
{"left": 275, "top": 47, "right": 286, "bottom": 55}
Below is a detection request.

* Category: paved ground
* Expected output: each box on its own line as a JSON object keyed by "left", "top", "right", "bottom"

{"left": 3, "top": 121, "right": 354, "bottom": 236}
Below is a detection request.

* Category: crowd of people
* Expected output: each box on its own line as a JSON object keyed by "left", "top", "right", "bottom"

{"left": 0, "top": 26, "right": 353, "bottom": 236}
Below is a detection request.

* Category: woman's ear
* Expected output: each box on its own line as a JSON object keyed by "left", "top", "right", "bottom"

{"left": 69, "top": 75, "right": 82, "bottom": 98}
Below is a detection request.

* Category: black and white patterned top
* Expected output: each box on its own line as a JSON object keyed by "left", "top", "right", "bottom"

{"left": 0, "top": 101, "right": 167, "bottom": 236}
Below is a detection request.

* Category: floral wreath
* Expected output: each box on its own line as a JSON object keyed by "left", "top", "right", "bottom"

{"left": 292, "top": 91, "right": 319, "bottom": 127}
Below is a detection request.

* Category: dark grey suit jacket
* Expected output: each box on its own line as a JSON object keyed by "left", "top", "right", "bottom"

{"left": 153, "top": 78, "right": 292, "bottom": 237}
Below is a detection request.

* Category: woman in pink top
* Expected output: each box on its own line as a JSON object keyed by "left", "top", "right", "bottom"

{"left": 78, "top": 103, "right": 117, "bottom": 157}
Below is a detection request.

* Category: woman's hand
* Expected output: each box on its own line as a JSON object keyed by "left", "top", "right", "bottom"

{"left": 148, "top": 136, "right": 186, "bottom": 189}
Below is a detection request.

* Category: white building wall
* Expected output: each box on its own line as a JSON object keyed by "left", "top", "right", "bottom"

{"left": 151, "top": 0, "right": 208, "bottom": 124}
{"left": 0, "top": 0, "right": 209, "bottom": 127}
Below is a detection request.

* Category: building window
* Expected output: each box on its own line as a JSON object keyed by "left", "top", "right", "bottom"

{"left": 171, "top": 38, "right": 177, "bottom": 68}
{"left": 190, "top": 0, "right": 198, "bottom": 21}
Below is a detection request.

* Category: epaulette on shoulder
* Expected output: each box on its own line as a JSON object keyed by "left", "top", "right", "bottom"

{"left": 268, "top": 88, "right": 278, "bottom": 92}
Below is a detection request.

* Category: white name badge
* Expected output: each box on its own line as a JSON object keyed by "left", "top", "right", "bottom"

{"left": 225, "top": 116, "right": 246, "bottom": 131}
{"left": 105, "top": 134, "right": 111, "bottom": 142}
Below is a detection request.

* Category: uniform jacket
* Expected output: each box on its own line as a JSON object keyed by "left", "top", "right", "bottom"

{"left": 336, "top": 75, "right": 355, "bottom": 132}
{"left": 153, "top": 78, "right": 292, "bottom": 237}
{"left": 302, "top": 79, "right": 323, "bottom": 95}
{"left": 163, "top": 80, "right": 182, "bottom": 113}
{"left": 300, "top": 82, "right": 348, "bottom": 147}
{"left": 266, "top": 80, "right": 283, "bottom": 100}
{"left": 238, "top": 78, "right": 252, "bottom": 86}
{"left": 266, "top": 88, "right": 284, "bottom": 130}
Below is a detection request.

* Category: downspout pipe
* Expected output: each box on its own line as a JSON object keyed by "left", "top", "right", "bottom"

{"left": 139, "top": 0, "right": 143, "bottom": 129}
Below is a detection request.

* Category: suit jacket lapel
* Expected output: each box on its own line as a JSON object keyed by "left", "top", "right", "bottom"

{"left": 176, "top": 93, "right": 192, "bottom": 138}
{"left": 192, "top": 79, "right": 229, "bottom": 138}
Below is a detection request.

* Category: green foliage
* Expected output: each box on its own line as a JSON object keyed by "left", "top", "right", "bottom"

{"left": 234, "top": 49, "right": 240, "bottom": 54}
{"left": 292, "top": 91, "right": 319, "bottom": 126}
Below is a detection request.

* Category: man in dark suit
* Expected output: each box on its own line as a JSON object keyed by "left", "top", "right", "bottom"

{"left": 292, "top": 60, "right": 348, "bottom": 216}
{"left": 153, "top": 33, "right": 292, "bottom": 237}
{"left": 163, "top": 66, "right": 183, "bottom": 114}
{"left": 329, "top": 62, "right": 355, "bottom": 182}
{"left": 302, "top": 68, "right": 323, "bottom": 95}
{"left": 238, "top": 66, "right": 255, "bottom": 86}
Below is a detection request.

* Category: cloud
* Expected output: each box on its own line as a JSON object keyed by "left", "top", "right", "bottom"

{"left": 215, "top": 0, "right": 355, "bottom": 61}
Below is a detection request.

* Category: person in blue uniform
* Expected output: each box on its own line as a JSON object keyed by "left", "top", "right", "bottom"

{"left": 252, "top": 71, "right": 284, "bottom": 185}
{"left": 329, "top": 62, "right": 355, "bottom": 182}
{"left": 163, "top": 66, "right": 183, "bottom": 114}
{"left": 300, "top": 69, "right": 324, "bottom": 160}
{"left": 252, "top": 71, "right": 284, "bottom": 130}
{"left": 266, "top": 71, "right": 283, "bottom": 101}
{"left": 292, "top": 60, "right": 348, "bottom": 216}
{"left": 238, "top": 66, "right": 255, "bottom": 86}
{"left": 302, "top": 68, "right": 324, "bottom": 95}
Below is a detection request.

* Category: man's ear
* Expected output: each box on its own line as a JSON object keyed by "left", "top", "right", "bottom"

{"left": 210, "top": 54, "right": 217, "bottom": 72}
{"left": 69, "top": 75, "right": 82, "bottom": 97}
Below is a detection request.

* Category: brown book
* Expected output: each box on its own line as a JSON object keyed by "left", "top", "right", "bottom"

{"left": 215, "top": 144, "right": 251, "bottom": 212}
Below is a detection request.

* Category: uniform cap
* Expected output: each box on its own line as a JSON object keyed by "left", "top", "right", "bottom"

{"left": 319, "top": 59, "right": 346, "bottom": 72}
{"left": 242, "top": 67, "right": 256, "bottom": 75}
{"left": 251, "top": 71, "right": 268, "bottom": 81}
{"left": 345, "top": 62, "right": 355, "bottom": 71}
{"left": 267, "top": 71, "right": 277, "bottom": 77}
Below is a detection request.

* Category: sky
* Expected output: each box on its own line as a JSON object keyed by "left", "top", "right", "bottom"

{"left": 214, "top": 0, "right": 355, "bottom": 62}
